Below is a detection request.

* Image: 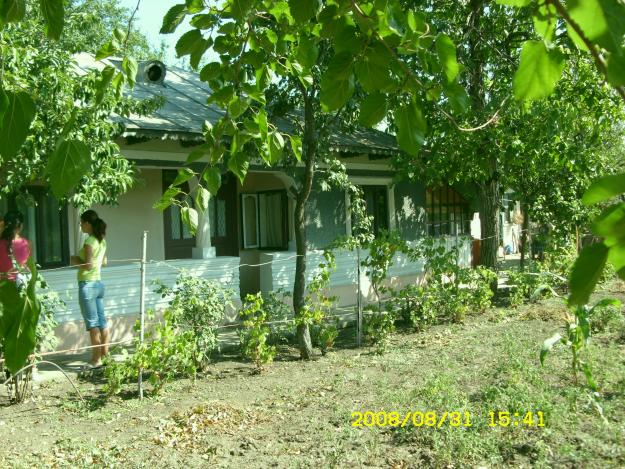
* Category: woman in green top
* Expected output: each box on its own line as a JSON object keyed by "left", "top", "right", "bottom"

{"left": 71, "top": 210, "right": 108, "bottom": 368}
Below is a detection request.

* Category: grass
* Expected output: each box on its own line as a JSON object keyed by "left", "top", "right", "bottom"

{"left": 0, "top": 290, "right": 624, "bottom": 468}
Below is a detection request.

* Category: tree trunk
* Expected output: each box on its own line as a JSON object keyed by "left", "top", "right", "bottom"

{"left": 478, "top": 175, "right": 500, "bottom": 280}
{"left": 292, "top": 92, "right": 316, "bottom": 360}
{"left": 519, "top": 201, "right": 529, "bottom": 271}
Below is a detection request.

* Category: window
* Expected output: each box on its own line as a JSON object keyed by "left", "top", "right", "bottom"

{"left": 352, "top": 185, "right": 389, "bottom": 237}
{"left": 241, "top": 190, "right": 288, "bottom": 250}
{"left": 425, "top": 187, "right": 470, "bottom": 236}
{"left": 0, "top": 189, "right": 70, "bottom": 268}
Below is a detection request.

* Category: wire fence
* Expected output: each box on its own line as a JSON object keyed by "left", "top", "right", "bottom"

{"left": 1, "top": 229, "right": 530, "bottom": 401}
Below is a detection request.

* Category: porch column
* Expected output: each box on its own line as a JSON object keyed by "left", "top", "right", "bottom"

{"left": 190, "top": 177, "right": 216, "bottom": 259}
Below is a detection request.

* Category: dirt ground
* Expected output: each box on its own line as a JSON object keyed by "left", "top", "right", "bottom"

{"left": 1, "top": 287, "right": 624, "bottom": 468}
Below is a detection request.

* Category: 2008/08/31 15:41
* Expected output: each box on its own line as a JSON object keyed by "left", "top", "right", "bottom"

{"left": 488, "top": 411, "right": 545, "bottom": 427}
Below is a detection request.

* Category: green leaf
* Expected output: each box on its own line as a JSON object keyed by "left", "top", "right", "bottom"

{"left": 355, "top": 58, "right": 393, "bottom": 93}
{"left": 172, "top": 167, "right": 196, "bottom": 186}
{"left": 288, "top": 0, "right": 319, "bottom": 23}
{"left": 185, "top": 144, "right": 210, "bottom": 164}
{"left": 325, "top": 51, "right": 355, "bottom": 81}
{"left": 227, "top": 152, "right": 249, "bottom": 184}
{"left": 606, "top": 51, "right": 625, "bottom": 86}
{"left": 435, "top": 34, "right": 460, "bottom": 83}
{"left": 358, "top": 93, "right": 388, "bottom": 127}
{"left": 256, "top": 108, "right": 268, "bottom": 140}
{"left": 590, "top": 297, "right": 622, "bottom": 314}
{"left": 533, "top": 4, "right": 556, "bottom": 42}
{"left": 228, "top": 96, "right": 251, "bottom": 119}
{"left": 0, "top": 0, "right": 25, "bottom": 23}
{"left": 568, "top": 243, "right": 609, "bottom": 306}
{"left": 513, "top": 41, "right": 565, "bottom": 101}
{"left": 46, "top": 139, "right": 91, "bottom": 198}
{"left": 195, "top": 186, "right": 210, "bottom": 212}
{"left": 122, "top": 57, "right": 138, "bottom": 88}
{"left": 230, "top": 0, "right": 253, "bottom": 21}
{"left": 111, "top": 71, "right": 125, "bottom": 98}
{"left": 153, "top": 186, "right": 181, "bottom": 211}
{"left": 95, "top": 40, "right": 119, "bottom": 60}
{"left": 582, "top": 363, "right": 598, "bottom": 391}
{"left": 181, "top": 207, "right": 199, "bottom": 235}
{"left": 582, "top": 173, "right": 625, "bottom": 205}
{"left": 607, "top": 242, "right": 625, "bottom": 279}
{"left": 0, "top": 92, "right": 36, "bottom": 161}
{"left": 289, "top": 135, "right": 302, "bottom": 161}
{"left": 296, "top": 36, "right": 319, "bottom": 69}
{"left": 0, "top": 86, "right": 9, "bottom": 123}
{"left": 203, "top": 167, "right": 222, "bottom": 195}
{"left": 320, "top": 73, "right": 355, "bottom": 111}
{"left": 443, "top": 81, "right": 470, "bottom": 114}
{"left": 568, "top": 0, "right": 625, "bottom": 53}
{"left": 185, "top": 0, "right": 204, "bottom": 14}
{"left": 539, "top": 332, "right": 562, "bottom": 366}
{"left": 94, "top": 66, "right": 116, "bottom": 105}
{"left": 495, "top": 0, "right": 531, "bottom": 5}
{"left": 320, "top": 53, "right": 356, "bottom": 110}
{"left": 395, "top": 101, "right": 427, "bottom": 155}
{"left": 191, "top": 13, "right": 217, "bottom": 29}
{"left": 268, "top": 131, "right": 284, "bottom": 165}
{"left": 200, "top": 62, "right": 221, "bottom": 82}
{"left": 39, "top": 0, "right": 64, "bottom": 39}
{"left": 161, "top": 4, "right": 187, "bottom": 34}
{"left": 591, "top": 204, "right": 625, "bottom": 239}
{"left": 176, "top": 29, "right": 205, "bottom": 57}
{"left": 0, "top": 260, "right": 40, "bottom": 374}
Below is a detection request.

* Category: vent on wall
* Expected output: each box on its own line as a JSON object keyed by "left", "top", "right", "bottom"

{"left": 137, "top": 60, "right": 166, "bottom": 85}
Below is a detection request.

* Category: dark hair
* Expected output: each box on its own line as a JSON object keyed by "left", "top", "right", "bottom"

{"left": 1, "top": 210, "right": 25, "bottom": 256}
{"left": 81, "top": 210, "right": 107, "bottom": 242}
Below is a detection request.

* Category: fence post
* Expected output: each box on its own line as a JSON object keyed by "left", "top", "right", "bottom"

{"left": 356, "top": 245, "right": 362, "bottom": 347}
{"left": 138, "top": 231, "right": 147, "bottom": 400}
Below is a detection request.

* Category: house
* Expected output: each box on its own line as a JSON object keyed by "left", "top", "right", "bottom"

{"left": 0, "top": 56, "right": 474, "bottom": 350}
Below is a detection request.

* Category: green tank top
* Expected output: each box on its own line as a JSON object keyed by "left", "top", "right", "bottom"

{"left": 78, "top": 236, "right": 107, "bottom": 281}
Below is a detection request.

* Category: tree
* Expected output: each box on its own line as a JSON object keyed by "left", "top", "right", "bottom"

{"left": 0, "top": 1, "right": 157, "bottom": 205}
{"left": 159, "top": 0, "right": 465, "bottom": 358}
{"left": 495, "top": 0, "right": 625, "bottom": 304}
{"left": 0, "top": 0, "right": 148, "bottom": 381}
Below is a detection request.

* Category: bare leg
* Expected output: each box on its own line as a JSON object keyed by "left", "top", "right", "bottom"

{"left": 89, "top": 329, "right": 102, "bottom": 365}
{"left": 100, "top": 327, "right": 110, "bottom": 358}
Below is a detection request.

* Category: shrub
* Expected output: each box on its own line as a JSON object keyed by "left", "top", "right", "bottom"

{"left": 310, "top": 319, "right": 339, "bottom": 356}
{"left": 104, "top": 309, "right": 199, "bottom": 395}
{"left": 262, "top": 289, "right": 295, "bottom": 346}
{"left": 508, "top": 267, "right": 557, "bottom": 307}
{"left": 35, "top": 277, "right": 61, "bottom": 355}
{"left": 363, "top": 306, "right": 396, "bottom": 354}
{"left": 153, "top": 271, "right": 233, "bottom": 368}
{"left": 238, "top": 293, "right": 277, "bottom": 372}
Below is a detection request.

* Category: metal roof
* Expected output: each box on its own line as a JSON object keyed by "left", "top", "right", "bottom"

{"left": 73, "top": 53, "right": 400, "bottom": 157}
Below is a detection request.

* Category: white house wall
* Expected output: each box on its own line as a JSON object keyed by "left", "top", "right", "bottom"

{"left": 43, "top": 257, "right": 241, "bottom": 350}
{"left": 259, "top": 237, "right": 471, "bottom": 306}
{"left": 89, "top": 168, "right": 166, "bottom": 262}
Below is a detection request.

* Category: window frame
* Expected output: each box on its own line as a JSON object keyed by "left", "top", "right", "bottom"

{"left": 425, "top": 186, "right": 470, "bottom": 237}
{"left": 240, "top": 189, "right": 289, "bottom": 250}
{"left": 345, "top": 177, "right": 395, "bottom": 238}
{"left": 1, "top": 188, "right": 70, "bottom": 269}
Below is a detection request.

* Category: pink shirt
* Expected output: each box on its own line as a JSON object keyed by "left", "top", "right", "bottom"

{"left": 0, "top": 238, "right": 31, "bottom": 280}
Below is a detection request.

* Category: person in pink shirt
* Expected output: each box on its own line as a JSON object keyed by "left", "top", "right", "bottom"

{"left": 0, "top": 211, "right": 31, "bottom": 282}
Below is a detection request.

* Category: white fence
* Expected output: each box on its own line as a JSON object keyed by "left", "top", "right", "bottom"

{"left": 41, "top": 257, "right": 240, "bottom": 324}
{"left": 260, "top": 236, "right": 471, "bottom": 295}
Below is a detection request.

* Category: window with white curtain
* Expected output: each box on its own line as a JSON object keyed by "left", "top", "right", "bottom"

{"left": 241, "top": 190, "right": 288, "bottom": 249}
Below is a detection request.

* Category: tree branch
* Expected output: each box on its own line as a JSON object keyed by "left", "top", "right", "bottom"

{"left": 349, "top": 0, "right": 504, "bottom": 132}
{"left": 123, "top": 0, "right": 141, "bottom": 52}
{"left": 547, "top": 0, "right": 625, "bottom": 102}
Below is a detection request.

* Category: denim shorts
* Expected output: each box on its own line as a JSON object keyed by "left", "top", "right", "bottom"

{"left": 78, "top": 280, "right": 107, "bottom": 331}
